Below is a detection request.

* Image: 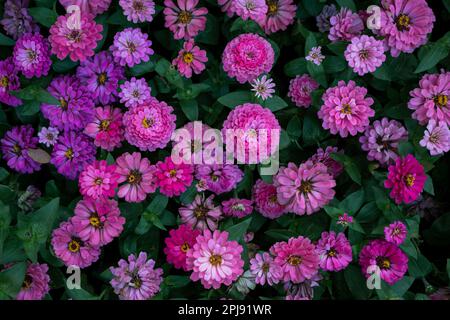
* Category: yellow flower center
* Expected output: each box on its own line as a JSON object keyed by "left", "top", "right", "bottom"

{"left": 169, "top": 169, "right": 177, "bottom": 177}
{"left": 434, "top": 95, "right": 448, "bottom": 107}
{"left": 183, "top": 52, "right": 194, "bottom": 64}
{"left": 13, "top": 144, "right": 21, "bottom": 155}
{"left": 267, "top": 0, "right": 278, "bottom": 15}
{"left": 404, "top": 173, "right": 415, "bottom": 187}
{"left": 68, "top": 239, "right": 81, "bottom": 253}
{"left": 359, "top": 49, "right": 369, "bottom": 60}
{"left": 209, "top": 254, "right": 222, "bottom": 266}
{"left": 127, "top": 41, "right": 137, "bottom": 53}
{"left": 178, "top": 10, "right": 192, "bottom": 24}
{"left": 268, "top": 194, "right": 278, "bottom": 204}
{"left": 142, "top": 117, "right": 153, "bottom": 128}
{"left": 60, "top": 98, "right": 68, "bottom": 110}
{"left": 67, "top": 30, "right": 82, "bottom": 42}
{"left": 193, "top": 205, "right": 208, "bottom": 218}
{"left": 65, "top": 148, "right": 74, "bottom": 159}
{"left": 22, "top": 275, "right": 33, "bottom": 289}
{"left": 298, "top": 180, "right": 312, "bottom": 194}
{"left": 327, "top": 248, "right": 337, "bottom": 257}
{"left": 341, "top": 103, "right": 352, "bottom": 115}
{"left": 94, "top": 177, "right": 103, "bottom": 185}
{"left": 377, "top": 257, "right": 391, "bottom": 269}
{"left": 395, "top": 14, "right": 410, "bottom": 31}
{"left": 89, "top": 212, "right": 102, "bottom": 228}
{"left": 127, "top": 170, "right": 142, "bottom": 184}
{"left": 262, "top": 262, "right": 270, "bottom": 273}
{"left": 0, "top": 76, "right": 9, "bottom": 88}
{"left": 287, "top": 255, "right": 302, "bottom": 266}
{"left": 181, "top": 243, "right": 190, "bottom": 253}
{"left": 97, "top": 72, "right": 107, "bottom": 85}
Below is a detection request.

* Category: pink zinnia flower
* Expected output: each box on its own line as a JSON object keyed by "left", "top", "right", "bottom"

{"left": 234, "top": 0, "right": 267, "bottom": 21}
{"left": 16, "top": 263, "right": 50, "bottom": 300}
{"left": 316, "top": 231, "right": 352, "bottom": 272}
{"left": 384, "top": 154, "right": 427, "bottom": 204}
{"left": 13, "top": 32, "right": 51, "bottom": 78}
{"left": 72, "top": 197, "right": 125, "bottom": 247}
{"left": 59, "top": 0, "right": 111, "bottom": 16}
{"left": 84, "top": 106, "right": 124, "bottom": 151}
{"left": 257, "top": 0, "right": 296, "bottom": 34}
{"left": 110, "top": 28, "right": 154, "bottom": 67}
{"left": 270, "top": 236, "right": 320, "bottom": 283}
{"left": 344, "top": 35, "right": 386, "bottom": 76}
{"left": 0, "top": 57, "right": 22, "bottom": 107}
{"left": 222, "top": 33, "right": 275, "bottom": 84}
{"left": 251, "top": 75, "right": 275, "bottom": 100}
{"left": 218, "top": 0, "right": 236, "bottom": 17}
{"left": 318, "top": 80, "right": 375, "bottom": 137}
{"left": 379, "top": 0, "right": 435, "bottom": 57}
{"left": 420, "top": 120, "right": 450, "bottom": 156}
{"left": 308, "top": 146, "right": 344, "bottom": 178}
{"left": 195, "top": 163, "right": 244, "bottom": 195}
{"left": 119, "top": 0, "right": 156, "bottom": 23}
{"left": 172, "top": 39, "right": 207, "bottom": 78}
{"left": 119, "top": 77, "right": 152, "bottom": 108}
{"left": 49, "top": 13, "right": 103, "bottom": 62}
{"left": 222, "top": 198, "right": 253, "bottom": 218}
{"left": 110, "top": 252, "right": 163, "bottom": 300}
{"left": 164, "top": 224, "right": 200, "bottom": 271}
{"left": 359, "top": 239, "right": 408, "bottom": 285}
{"left": 274, "top": 161, "right": 336, "bottom": 216}
{"left": 51, "top": 221, "right": 101, "bottom": 268}
{"left": 337, "top": 213, "right": 354, "bottom": 227}
{"left": 252, "top": 179, "right": 286, "bottom": 219}
{"left": 328, "top": 8, "right": 364, "bottom": 42}
{"left": 305, "top": 46, "right": 325, "bottom": 66}
{"left": 186, "top": 230, "right": 244, "bottom": 289}
{"left": 408, "top": 71, "right": 450, "bottom": 126}
{"left": 288, "top": 74, "right": 319, "bottom": 108}
{"left": 250, "top": 252, "right": 282, "bottom": 286}
{"left": 155, "top": 156, "right": 194, "bottom": 197}
{"left": 78, "top": 160, "right": 119, "bottom": 200}
{"left": 179, "top": 194, "right": 222, "bottom": 231}
{"left": 163, "top": 0, "right": 207, "bottom": 40}
{"left": 384, "top": 221, "right": 407, "bottom": 245}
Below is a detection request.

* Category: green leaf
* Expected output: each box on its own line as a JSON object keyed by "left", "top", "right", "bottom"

{"left": 424, "top": 212, "right": 450, "bottom": 247}
{"left": 180, "top": 99, "right": 198, "bottom": 121}
{"left": 344, "top": 264, "right": 371, "bottom": 299}
{"left": 16, "top": 100, "right": 40, "bottom": 116}
{"left": 145, "top": 194, "right": 168, "bottom": 215}
{"left": 0, "top": 201, "right": 11, "bottom": 258}
{"left": 107, "top": 10, "right": 134, "bottom": 26}
{"left": 302, "top": 114, "right": 328, "bottom": 146}
{"left": 225, "top": 217, "right": 252, "bottom": 242}
{"left": 52, "top": 58, "right": 79, "bottom": 73}
{"left": 0, "top": 262, "right": 26, "bottom": 299}
{"left": 330, "top": 153, "right": 361, "bottom": 185}
{"left": 180, "top": 184, "right": 197, "bottom": 205}
{"left": 12, "top": 85, "right": 59, "bottom": 105}
{"left": 408, "top": 254, "right": 432, "bottom": 278}
{"left": 28, "top": 7, "right": 58, "bottom": 28}
{"left": 336, "top": 0, "right": 356, "bottom": 10}
{"left": 286, "top": 115, "right": 302, "bottom": 138}
{"left": 264, "top": 229, "right": 297, "bottom": 241}
{"left": 284, "top": 58, "right": 307, "bottom": 77}
{"left": 165, "top": 275, "right": 191, "bottom": 288}
{"left": 0, "top": 33, "right": 15, "bottom": 46}
{"left": 323, "top": 56, "right": 347, "bottom": 73}
{"left": 414, "top": 33, "right": 450, "bottom": 73}
{"left": 66, "top": 287, "right": 100, "bottom": 300}
{"left": 261, "top": 95, "right": 288, "bottom": 112}
{"left": 218, "top": 91, "right": 253, "bottom": 108}
{"left": 196, "top": 14, "right": 219, "bottom": 45}
{"left": 0, "top": 185, "right": 15, "bottom": 202}
{"left": 423, "top": 174, "right": 434, "bottom": 195}
{"left": 0, "top": 168, "right": 9, "bottom": 182}
{"left": 130, "top": 60, "right": 155, "bottom": 76}
{"left": 340, "top": 190, "right": 365, "bottom": 214}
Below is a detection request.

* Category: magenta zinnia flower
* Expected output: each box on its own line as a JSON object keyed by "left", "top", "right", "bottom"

{"left": 359, "top": 239, "right": 408, "bottom": 285}
{"left": 234, "top": 0, "right": 267, "bottom": 22}
{"left": 186, "top": 230, "right": 244, "bottom": 289}
{"left": 222, "top": 33, "right": 275, "bottom": 84}
{"left": 84, "top": 106, "right": 124, "bottom": 151}
{"left": 318, "top": 80, "right": 375, "bottom": 137}
{"left": 420, "top": 120, "right": 450, "bottom": 156}
{"left": 379, "top": 0, "right": 435, "bottom": 57}
{"left": 328, "top": 7, "right": 364, "bottom": 42}
{"left": 78, "top": 160, "right": 119, "bottom": 200}
{"left": 110, "top": 27, "right": 154, "bottom": 67}
{"left": 119, "top": 77, "right": 152, "bottom": 108}
{"left": 172, "top": 39, "right": 207, "bottom": 78}
{"left": 59, "top": 0, "right": 111, "bottom": 16}
{"left": 337, "top": 213, "right": 353, "bottom": 227}
{"left": 308, "top": 146, "right": 344, "bottom": 178}
{"left": 115, "top": 152, "right": 157, "bottom": 203}
{"left": 164, "top": 224, "right": 200, "bottom": 271}
{"left": 270, "top": 236, "right": 320, "bottom": 283}
{"left": 16, "top": 263, "right": 50, "bottom": 300}
{"left": 384, "top": 154, "right": 427, "bottom": 204}
{"left": 257, "top": 0, "right": 296, "bottom": 34}
{"left": 155, "top": 156, "right": 194, "bottom": 197}
{"left": 72, "top": 197, "right": 125, "bottom": 247}
{"left": 288, "top": 74, "right": 319, "bottom": 108}
{"left": 250, "top": 252, "right": 282, "bottom": 286}
{"left": 110, "top": 252, "right": 163, "bottom": 300}
{"left": 163, "top": 0, "right": 208, "bottom": 40}
{"left": 195, "top": 163, "right": 243, "bottom": 195}
{"left": 222, "top": 198, "right": 253, "bottom": 218}
{"left": 274, "top": 161, "right": 336, "bottom": 216}
{"left": 344, "top": 35, "right": 386, "bottom": 76}
{"left": 49, "top": 13, "right": 103, "bottom": 62}
{"left": 316, "top": 231, "right": 352, "bottom": 272}
{"left": 0, "top": 57, "right": 22, "bottom": 107}
{"left": 179, "top": 194, "right": 222, "bottom": 231}
{"left": 252, "top": 179, "right": 286, "bottom": 219}
{"left": 359, "top": 118, "right": 408, "bottom": 165}
{"left": 13, "top": 32, "right": 51, "bottom": 78}
{"left": 119, "top": 0, "right": 156, "bottom": 23}
{"left": 384, "top": 221, "right": 407, "bottom": 245}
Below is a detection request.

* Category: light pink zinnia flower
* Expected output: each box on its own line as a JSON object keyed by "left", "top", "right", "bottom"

{"left": 384, "top": 221, "right": 407, "bottom": 245}
{"left": 119, "top": 0, "right": 156, "bottom": 23}
{"left": 110, "top": 27, "right": 154, "bottom": 67}
{"left": 179, "top": 194, "right": 222, "bottom": 231}
{"left": 344, "top": 35, "right": 386, "bottom": 76}
{"left": 250, "top": 252, "right": 282, "bottom": 286}
{"left": 84, "top": 106, "right": 124, "bottom": 151}
{"left": 252, "top": 179, "right": 286, "bottom": 219}
{"left": 16, "top": 263, "right": 50, "bottom": 300}
{"left": 251, "top": 75, "right": 275, "bottom": 100}
{"left": 115, "top": 152, "right": 157, "bottom": 203}
{"left": 222, "top": 198, "right": 253, "bottom": 218}
{"left": 274, "top": 161, "right": 336, "bottom": 216}
{"left": 59, "top": 0, "right": 111, "bottom": 16}
{"left": 154, "top": 156, "right": 194, "bottom": 197}
{"left": 420, "top": 120, "right": 450, "bottom": 156}
{"left": 163, "top": 0, "right": 208, "bottom": 40}
{"left": 164, "top": 224, "right": 200, "bottom": 271}
{"left": 328, "top": 7, "right": 364, "bottom": 42}
{"left": 316, "top": 231, "right": 352, "bottom": 272}
{"left": 234, "top": 0, "right": 267, "bottom": 21}
{"left": 257, "top": 0, "right": 297, "bottom": 34}
{"left": 186, "top": 229, "right": 244, "bottom": 289}
{"left": 305, "top": 46, "right": 325, "bottom": 66}
{"left": 288, "top": 74, "right": 319, "bottom": 108}
{"left": 119, "top": 77, "right": 152, "bottom": 108}
{"left": 13, "top": 32, "right": 51, "bottom": 78}
{"left": 172, "top": 39, "right": 207, "bottom": 78}
{"left": 78, "top": 160, "right": 120, "bottom": 200}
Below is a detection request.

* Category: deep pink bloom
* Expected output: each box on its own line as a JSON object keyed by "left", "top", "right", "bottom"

{"left": 252, "top": 179, "right": 286, "bottom": 219}
{"left": 49, "top": 13, "right": 103, "bottom": 62}
{"left": 318, "top": 80, "right": 375, "bottom": 137}
{"left": 257, "top": 0, "right": 296, "bottom": 34}
{"left": 110, "top": 252, "right": 163, "bottom": 300}
{"left": 59, "top": 0, "right": 111, "bottom": 16}
{"left": 13, "top": 32, "right": 51, "bottom": 78}
{"left": 384, "top": 221, "right": 407, "bottom": 245}
{"left": 408, "top": 71, "right": 450, "bottom": 126}
{"left": 274, "top": 161, "right": 336, "bottom": 215}
{"left": 250, "top": 252, "right": 282, "bottom": 286}
{"left": 328, "top": 8, "right": 364, "bottom": 42}
{"left": 155, "top": 156, "right": 194, "bottom": 197}
{"left": 16, "top": 263, "right": 50, "bottom": 300}
{"left": 172, "top": 39, "right": 207, "bottom": 78}
{"left": 164, "top": 224, "right": 200, "bottom": 271}
{"left": 84, "top": 106, "right": 124, "bottom": 151}
{"left": 119, "top": 0, "right": 156, "bottom": 23}
{"left": 288, "top": 74, "right": 319, "bottom": 108}
{"left": 337, "top": 213, "right": 354, "bottom": 227}
{"left": 308, "top": 146, "right": 344, "bottom": 178}
{"left": 234, "top": 0, "right": 267, "bottom": 21}
{"left": 179, "top": 194, "right": 222, "bottom": 231}
{"left": 222, "top": 198, "right": 253, "bottom": 218}
{"left": 270, "top": 236, "right": 320, "bottom": 283}
{"left": 359, "top": 239, "right": 408, "bottom": 285}
{"left": 163, "top": 0, "right": 207, "bottom": 40}
{"left": 0, "top": 57, "right": 22, "bottom": 107}
{"left": 379, "top": 0, "right": 435, "bottom": 57}
{"left": 79, "top": 160, "right": 119, "bottom": 200}
{"left": 123, "top": 97, "right": 176, "bottom": 152}
{"left": 420, "top": 120, "right": 450, "bottom": 156}
{"left": 172, "top": 121, "right": 214, "bottom": 161}
{"left": 195, "top": 163, "right": 243, "bottom": 195}
{"left": 115, "top": 152, "right": 157, "bottom": 203}
{"left": 316, "top": 231, "right": 352, "bottom": 272}
{"left": 51, "top": 221, "right": 101, "bottom": 268}
{"left": 344, "top": 35, "right": 386, "bottom": 76}
{"left": 119, "top": 77, "right": 152, "bottom": 108}
{"left": 186, "top": 230, "right": 244, "bottom": 289}
{"left": 110, "top": 27, "right": 154, "bottom": 67}
{"left": 384, "top": 154, "right": 427, "bottom": 204}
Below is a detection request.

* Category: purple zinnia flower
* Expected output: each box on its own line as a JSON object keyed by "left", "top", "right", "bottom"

{"left": 308, "top": 146, "right": 344, "bottom": 178}
{"left": 118, "top": 77, "right": 152, "bottom": 108}
{"left": 195, "top": 163, "right": 244, "bottom": 195}
{"left": 110, "top": 27, "right": 154, "bottom": 67}
{"left": 38, "top": 127, "right": 59, "bottom": 147}
{"left": 13, "top": 33, "right": 51, "bottom": 78}
{"left": 76, "top": 51, "right": 125, "bottom": 105}
{"left": 344, "top": 35, "right": 386, "bottom": 76}
{"left": 384, "top": 221, "right": 407, "bottom": 245}
{"left": 316, "top": 4, "right": 337, "bottom": 33}
{"left": 1, "top": 125, "right": 41, "bottom": 174}
{"left": 222, "top": 198, "right": 253, "bottom": 218}
{"left": 328, "top": 8, "right": 364, "bottom": 42}
{"left": 250, "top": 252, "right": 282, "bottom": 286}
{"left": 0, "top": 57, "right": 22, "bottom": 107}
{"left": 420, "top": 120, "right": 450, "bottom": 156}
{"left": 119, "top": 0, "right": 156, "bottom": 23}
{"left": 1, "top": 0, "right": 39, "bottom": 40}
{"left": 179, "top": 194, "right": 222, "bottom": 231}
{"left": 16, "top": 263, "right": 50, "bottom": 300}
{"left": 316, "top": 231, "right": 352, "bottom": 272}
{"left": 306, "top": 46, "right": 325, "bottom": 66}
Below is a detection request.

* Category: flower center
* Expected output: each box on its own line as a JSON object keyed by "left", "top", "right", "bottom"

{"left": 46, "top": 133, "right": 54, "bottom": 141}
{"left": 68, "top": 239, "right": 81, "bottom": 253}
{"left": 183, "top": 52, "right": 194, "bottom": 64}
{"left": 94, "top": 177, "right": 103, "bottom": 185}
{"left": 100, "top": 119, "right": 110, "bottom": 131}
{"left": 178, "top": 10, "right": 192, "bottom": 24}
{"left": 67, "top": 30, "right": 82, "bottom": 42}
{"left": 142, "top": 117, "right": 153, "bottom": 128}
{"left": 327, "top": 248, "right": 337, "bottom": 257}
{"left": 268, "top": 194, "right": 278, "bottom": 204}
{"left": 169, "top": 169, "right": 177, "bottom": 177}
{"left": 59, "top": 98, "right": 68, "bottom": 110}
{"left": 262, "top": 262, "right": 270, "bottom": 273}
{"left": 132, "top": 0, "right": 144, "bottom": 11}
{"left": 232, "top": 203, "right": 246, "bottom": 211}
{"left": 89, "top": 212, "right": 102, "bottom": 228}
{"left": 359, "top": 49, "right": 369, "bottom": 60}
{"left": 97, "top": 72, "right": 107, "bottom": 85}
{"left": 64, "top": 148, "right": 74, "bottom": 159}
{"left": 13, "top": 144, "right": 21, "bottom": 155}
{"left": 395, "top": 14, "right": 410, "bottom": 31}
{"left": 376, "top": 256, "right": 391, "bottom": 269}
{"left": 434, "top": 94, "right": 448, "bottom": 107}
{"left": 210, "top": 174, "right": 219, "bottom": 182}
{"left": 127, "top": 41, "right": 137, "bottom": 53}
{"left": 27, "top": 49, "right": 37, "bottom": 61}
{"left": 193, "top": 205, "right": 208, "bottom": 218}
{"left": 404, "top": 173, "right": 415, "bottom": 187}
{"left": 392, "top": 227, "right": 401, "bottom": 236}
{"left": 267, "top": 0, "right": 278, "bottom": 15}
{"left": 22, "top": 275, "right": 33, "bottom": 289}
{"left": 429, "top": 132, "right": 440, "bottom": 144}
{"left": 128, "top": 170, "right": 142, "bottom": 184}
{"left": 340, "top": 103, "right": 352, "bottom": 115}
{"left": 245, "top": 1, "right": 255, "bottom": 10}
{"left": 298, "top": 180, "right": 312, "bottom": 194}
{"left": 0, "top": 76, "right": 9, "bottom": 87}
{"left": 287, "top": 255, "right": 302, "bottom": 266}
{"left": 181, "top": 243, "right": 190, "bottom": 253}
{"left": 131, "top": 275, "right": 142, "bottom": 288}
{"left": 132, "top": 90, "right": 140, "bottom": 98}
{"left": 209, "top": 254, "right": 222, "bottom": 266}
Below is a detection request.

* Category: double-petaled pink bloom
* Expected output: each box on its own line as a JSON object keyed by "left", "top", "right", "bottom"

{"left": 79, "top": 160, "right": 119, "bottom": 200}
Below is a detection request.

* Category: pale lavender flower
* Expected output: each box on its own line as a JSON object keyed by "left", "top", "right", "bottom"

{"left": 119, "top": 0, "right": 156, "bottom": 23}
{"left": 250, "top": 252, "right": 282, "bottom": 286}
{"left": 38, "top": 127, "right": 59, "bottom": 147}
{"left": 250, "top": 75, "right": 275, "bottom": 100}
{"left": 420, "top": 120, "right": 450, "bottom": 156}
{"left": 119, "top": 77, "right": 152, "bottom": 108}
{"left": 306, "top": 46, "right": 325, "bottom": 66}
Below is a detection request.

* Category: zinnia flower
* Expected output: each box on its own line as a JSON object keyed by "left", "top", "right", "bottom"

{"left": 222, "top": 198, "right": 253, "bottom": 218}
{"left": 186, "top": 230, "right": 244, "bottom": 289}
{"left": 16, "top": 263, "right": 50, "bottom": 300}
{"left": 284, "top": 273, "right": 322, "bottom": 300}
{"left": 38, "top": 127, "right": 59, "bottom": 147}
{"left": 234, "top": 0, "right": 267, "bottom": 21}
{"left": 1, "top": 0, "right": 39, "bottom": 40}
{"left": 110, "top": 27, "right": 154, "bottom": 67}
{"left": 328, "top": 7, "right": 364, "bottom": 42}
{"left": 274, "top": 161, "right": 336, "bottom": 215}
{"left": 384, "top": 221, "right": 407, "bottom": 245}
{"left": 119, "top": 0, "right": 156, "bottom": 23}
{"left": 257, "top": 0, "right": 296, "bottom": 34}
{"left": 222, "top": 33, "right": 275, "bottom": 84}
{"left": 305, "top": 46, "right": 325, "bottom": 66}
{"left": 344, "top": 35, "right": 386, "bottom": 76}
{"left": 13, "top": 32, "right": 51, "bottom": 78}
{"left": 384, "top": 154, "right": 427, "bottom": 204}
{"left": 337, "top": 213, "right": 353, "bottom": 227}
{"left": 251, "top": 75, "right": 275, "bottom": 100}
{"left": 110, "top": 252, "right": 163, "bottom": 300}
{"left": 78, "top": 160, "right": 119, "bottom": 200}
{"left": 0, "top": 57, "right": 22, "bottom": 107}
{"left": 115, "top": 152, "right": 157, "bottom": 203}
{"left": 195, "top": 163, "right": 243, "bottom": 195}
{"left": 252, "top": 179, "right": 286, "bottom": 219}
{"left": 179, "top": 194, "right": 222, "bottom": 231}
{"left": 316, "top": 4, "right": 337, "bottom": 32}
{"left": 155, "top": 156, "right": 194, "bottom": 197}
{"left": 164, "top": 224, "right": 200, "bottom": 271}
{"left": 84, "top": 106, "right": 124, "bottom": 151}
{"left": 250, "top": 252, "right": 282, "bottom": 286}
{"left": 163, "top": 0, "right": 208, "bottom": 40}
{"left": 316, "top": 231, "right": 352, "bottom": 272}
{"left": 218, "top": 0, "right": 236, "bottom": 17}
{"left": 420, "top": 120, "right": 450, "bottom": 156}
{"left": 172, "top": 39, "right": 207, "bottom": 78}
{"left": 119, "top": 77, "right": 152, "bottom": 108}
{"left": 318, "top": 80, "right": 375, "bottom": 137}
{"left": 308, "top": 146, "right": 344, "bottom": 178}
{"left": 59, "top": 0, "right": 111, "bottom": 16}
{"left": 288, "top": 74, "right": 319, "bottom": 108}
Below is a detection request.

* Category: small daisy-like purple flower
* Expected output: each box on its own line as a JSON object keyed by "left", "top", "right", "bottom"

{"left": 119, "top": 0, "right": 156, "bottom": 23}
{"left": 316, "top": 4, "right": 337, "bottom": 32}
{"left": 110, "top": 28, "right": 154, "bottom": 67}
{"left": 76, "top": 51, "right": 125, "bottom": 105}
{"left": 41, "top": 75, "right": 95, "bottom": 132}
{"left": 0, "top": 57, "right": 22, "bottom": 107}
{"left": 1, "top": 125, "right": 41, "bottom": 174}
{"left": 13, "top": 33, "right": 51, "bottom": 79}
{"left": 118, "top": 77, "right": 152, "bottom": 108}
{"left": 251, "top": 75, "right": 275, "bottom": 100}
{"left": 337, "top": 213, "right": 353, "bottom": 227}
{"left": 420, "top": 120, "right": 450, "bottom": 156}
{"left": 250, "top": 252, "right": 282, "bottom": 286}
{"left": 222, "top": 198, "right": 253, "bottom": 218}
{"left": 305, "top": 46, "right": 325, "bottom": 66}
{"left": 1, "top": 0, "right": 39, "bottom": 40}
{"left": 384, "top": 221, "right": 407, "bottom": 246}
{"left": 38, "top": 127, "right": 59, "bottom": 147}
{"left": 51, "top": 131, "right": 96, "bottom": 180}
{"left": 344, "top": 35, "right": 386, "bottom": 76}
